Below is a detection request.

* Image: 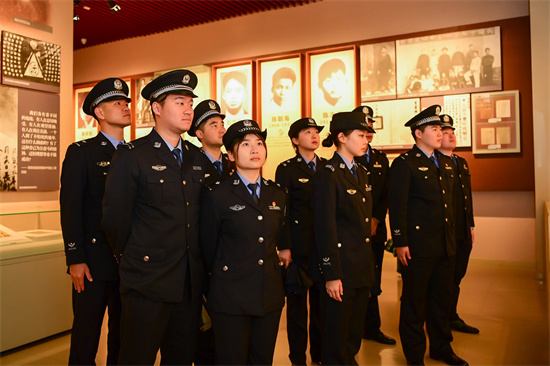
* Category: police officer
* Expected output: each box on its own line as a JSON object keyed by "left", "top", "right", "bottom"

{"left": 438, "top": 114, "right": 479, "bottom": 335}
{"left": 199, "top": 120, "right": 291, "bottom": 365}
{"left": 102, "top": 69, "right": 211, "bottom": 365}
{"left": 313, "top": 111, "right": 375, "bottom": 365}
{"left": 388, "top": 105, "right": 468, "bottom": 366}
{"left": 352, "top": 106, "right": 396, "bottom": 345}
{"left": 275, "top": 117, "right": 325, "bottom": 365}
{"left": 60, "top": 78, "right": 131, "bottom": 365}
{"left": 189, "top": 99, "right": 234, "bottom": 183}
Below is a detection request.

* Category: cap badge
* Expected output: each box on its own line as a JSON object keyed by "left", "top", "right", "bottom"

{"left": 362, "top": 107, "right": 368, "bottom": 114}
{"left": 209, "top": 101, "right": 216, "bottom": 109}
{"left": 444, "top": 115, "right": 450, "bottom": 122}
{"left": 114, "top": 79, "right": 123, "bottom": 90}
{"left": 308, "top": 118, "right": 315, "bottom": 124}
{"left": 183, "top": 74, "right": 190, "bottom": 84}
{"left": 436, "top": 106, "right": 441, "bottom": 114}
{"left": 243, "top": 120, "right": 252, "bottom": 127}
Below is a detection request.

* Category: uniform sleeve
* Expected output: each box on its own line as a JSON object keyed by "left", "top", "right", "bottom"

{"left": 373, "top": 152, "right": 390, "bottom": 222}
{"left": 464, "top": 160, "right": 475, "bottom": 228}
{"left": 277, "top": 190, "right": 292, "bottom": 251}
{"left": 101, "top": 147, "right": 138, "bottom": 259}
{"left": 199, "top": 190, "right": 221, "bottom": 273}
{"left": 275, "top": 164, "right": 291, "bottom": 191}
{"left": 388, "top": 158, "right": 411, "bottom": 248}
{"left": 312, "top": 170, "right": 343, "bottom": 282}
{"left": 60, "top": 144, "right": 87, "bottom": 266}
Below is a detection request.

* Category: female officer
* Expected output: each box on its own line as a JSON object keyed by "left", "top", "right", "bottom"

{"left": 199, "top": 119, "right": 291, "bottom": 365}
{"left": 312, "top": 111, "right": 375, "bottom": 365}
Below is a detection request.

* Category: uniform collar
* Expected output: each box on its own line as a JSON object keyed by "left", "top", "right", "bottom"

{"left": 155, "top": 128, "right": 182, "bottom": 152}
{"left": 100, "top": 131, "right": 124, "bottom": 149}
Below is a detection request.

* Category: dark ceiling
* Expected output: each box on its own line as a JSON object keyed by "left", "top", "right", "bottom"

{"left": 73, "top": 0, "right": 319, "bottom": 51}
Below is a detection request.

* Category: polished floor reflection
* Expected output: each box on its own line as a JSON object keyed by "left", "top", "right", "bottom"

{"left": 1, "top": 254, "right": 548, "bottom": 365}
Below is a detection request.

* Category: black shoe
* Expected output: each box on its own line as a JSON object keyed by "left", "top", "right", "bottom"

{"left": 406, "top": 360, "right": 425, "bottom": 366}
{"left": 363, "top": 331, "right": 397, "bottom": 345}
{"left": 430, "top": 353, "right": 469, "bottom": 366}
{"left": 451, "top": 319, "right": 480, "bottom": 334}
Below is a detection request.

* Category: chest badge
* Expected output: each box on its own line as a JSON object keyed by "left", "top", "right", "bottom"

{"left": 230, "top": 204, "right": 245, "bottom": 211}
{"left": 97, "top": 161, "right": 110, "bottom": 167}
{"left": 418, "top": 167, "right": 429, "bottom": 171}
{"left": 298, "top": 178, "right": 309, "bottom": 183}
{"left": 347, "top": 189, "right": 357, "bottom": 195}
{"left": 152, "top": 165, "right": 166, "bottom": 171}
{"left": 269, "top": 202, "right": 281, "bottom": 210}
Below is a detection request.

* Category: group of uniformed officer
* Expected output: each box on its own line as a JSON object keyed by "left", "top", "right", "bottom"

{"left": 60, "top": 68, "right": 478, "bottom": 366}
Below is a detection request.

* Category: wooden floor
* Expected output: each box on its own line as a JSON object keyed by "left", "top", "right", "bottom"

{"left": 1, "top": 254, "right": 548, "bottom": 365}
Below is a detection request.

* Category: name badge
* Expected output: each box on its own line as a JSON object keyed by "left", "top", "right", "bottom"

{"left": 373, "top": 164, "right": 382, "bottom": 168}
{"left": 193, "top": 166, "right": 202, "bottom": 171}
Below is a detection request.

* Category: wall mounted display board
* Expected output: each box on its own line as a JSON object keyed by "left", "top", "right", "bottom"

{"left": 364, "top": 98, "right": 420, "bottom": 150}
{"left": 471, "top": 90, "right": 520, "bottom": 154}
{"left": 153, "top": 64, "right": 212, "bottom": 145}
{"left": 360, "top": 41, "right": 396, "bottom": 102}
{"left": 0, "top": 0, "right": 52, "bottom": 33}
{"left": 1, "top": 31, "right": 60, "bottom": 93}
{"left": 213, "top": 62, "right": 254, "bottom": 129}
{"left": 308, "top": 47, "right": 356, "bottom": 159}
{"left": 0, "top": 85, "right": 59, "bottom": 191}
{"left": 396, "top": 26, "right": 501, "bottom": 99}
{"left": 258, "top": 54, "right": 302, "bottom": 179}
{"left": 421, "top": 93, "right": 472, "bottom": 147}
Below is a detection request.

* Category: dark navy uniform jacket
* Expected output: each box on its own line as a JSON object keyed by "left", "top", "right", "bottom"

{"left": 446, "top": 153, "right": 475, "bottom": 242}
{"left": 102, "top": 129, "right": 211, "bottom": 303}
{"left": 200, "top": 176, "right": 291, "bottom": 316}
{"left": 202, "top": 150, "right": 234, "bottom": 185}
{"left": 388, "top": 145, "right": 456, "bottom": 258}
{"left": 275, "top": 154, "right": 326, "bottom": 257}
{"left": 60, "top": 132, "right": 118, "bottom": 281}
{"left": 312, "top": 153, "right": 375, "bottom": 289}
{"left": 355, "top": 145, "right": 390, "bottom": 243}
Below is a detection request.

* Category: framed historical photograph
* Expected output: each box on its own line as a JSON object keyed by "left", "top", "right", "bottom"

{"left": 471, "top": 90, "right": 520, "bottom": 154}
{"left": 420, "top": 94, "right": 472, "bottom": 147}
{"left": 257, "top": 54, "right": 302, "bottom": 179}
{"left": 1, "top": 31, "right": 60, "bottom": 93}
{"left": 213, "top": 62, "right": 254, "bottom": 128}
{"left": 396, "top": 26, "right": 501, "bottom": 98}
{"left": 0, "top": 0, "right": 52, "bottom": 32}
{"left": 308, "top": 47, "right": 356, "bottom": 158}
{"left": 151, "top": 65, "right": 212, "bottom": 145}
{"left": 360, "top": 41, "right": 396, "bottom": 101}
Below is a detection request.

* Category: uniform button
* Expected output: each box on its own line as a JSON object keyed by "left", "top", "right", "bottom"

{"left": 362, "top": 198, "right": 366, "bottom": 202}
{"left": 365, "top": 218, "right": 369, "bottom": 223}
{"left": 294, "top": 220, "right": 299, "bottom": 224}
{"left": 222, "top": 265, "right": 228, "bottom": 271}
{"left": 187, "top": 224, "right": 191, "bottom": 228}
{"left": 365, "top": 238, "right": 370, "bottom": 243}
{"left": 183, "top": 180, "right": 187, "bottom": 185}
{"left": 258, "top": 215, "right": 263, "bottom": 221}
{"left": 258, "top": 259, "right": 264, "bottom": 265}
{"left": 143, "top": 256, "right": 150, "bottom": 262}
{"left": 439, "top": 176, "right": 442, "bottom": 180}
{"left": 445, "top": 218, "right": 449, "bottom": 222}
{"left": 465, "top": 195, "right": 468, "bottom": 199}
{"left": 462, "top": 184, "right": 465, "bottom": 188}
{"left": 186, "top": 202, "right": 190, "bottom": 206}
{"left": 258, "top": 237, "right": 264, "bottom": 243}
{"left": 424, "top": 176, "right": 428, "bottom": 179}
{"left": 442, "top": 190, "right": 445, "bottom": 194}
{"left": 103, "top": 172, "right": 107, "bottom": 176}
{"left": 337, "top": 243, "right": 342, "bottom": 248}
{"left": 91, "top": 238, "right": 96, "bottom": 243}
{"left": 445, "top": 204, "right": 448, "bottom": 208}
{"left": 160, "top": 179, "right": 164, "bottom": 183}
{"left": 416, "top": 226, "right": 420, "bottom": 230}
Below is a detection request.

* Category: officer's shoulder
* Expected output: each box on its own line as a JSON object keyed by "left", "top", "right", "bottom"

{"left": 71, "top": 135, "right": 100, "bottom": 148}
{"left": 356, "top": 162, "right": 369, "bottom": 172}
{"left": 121, "top": 135, "right": 149, "bottom": 150}
{"left": 277, "top": 158, "right": 293, "bottom": 169}
{"left": 183, "top": 140, "right": 201, "bottom": 153}
{"left": 263, "top": 178, "right": 288, "bottom": 194}
{"left": 372, "top": 147, "right": 387, "bottom": 158}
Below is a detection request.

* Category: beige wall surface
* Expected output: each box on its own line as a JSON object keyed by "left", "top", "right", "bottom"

{"left": 0, "top": 0, "right": 73, "bottom": 206}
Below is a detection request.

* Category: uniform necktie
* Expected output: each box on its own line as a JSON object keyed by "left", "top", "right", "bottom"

{"left": 116, "top": 141, "right": 124, "bottom": 149}
{"left": 247, "top": 183, "right": 259, "bottom": 204}
{"left": 351, "top": 164, "right": 359, "bottom": 181}
{"left": 366, "top": 150, "right": 370, "bottom": 164}
{"left": 173, "top": 148, "right": 183, "bottom": 166}
{"left": 213, "top": 161, "right": 223, "bottom": 176}
{"left": 429, "top": 155, "right": 439, "bottom": 168}
{"left": 308, "top": 161, "right": 316, "bottom": 172}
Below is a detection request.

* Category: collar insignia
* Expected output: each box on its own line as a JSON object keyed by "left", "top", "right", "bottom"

{"left": 339, "top": 163, "right": 346, "bottom": 169}
{"left": 101, "top": 141, "right": 107, "bottom": 146}
{"left": 154, "top": 142, "right": 161, "bottom": 148}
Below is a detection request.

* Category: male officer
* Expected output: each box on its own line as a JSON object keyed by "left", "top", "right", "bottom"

{"left": 275, "top": 117, "right": 325, "bottom": 365}
{"left": 188, "top": 99, "right": 233, "bottom": 183}
{"left": 389, "top": 105, "right": 468, "bottom": 366}
{"left": 60, "top": 78, "right": 131, "bottom": 365}
{"left": 102, "top": 69, "right": 211, "bottom": 365}
{"left": 353, "top": 106, "right": 396, "bottom": 346}
{"left": 438, "top": 114, "right": 479, "bottom": 335}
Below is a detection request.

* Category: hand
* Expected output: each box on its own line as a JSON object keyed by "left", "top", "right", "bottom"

{"left": 69, "top": 263, "right": 93, "bottom": 293}
{"left": 371, "top": 217, "right": 379, "bottom": 236}
{"left": 278, "top": 249, "right": 291, "bottom": 268}
{"left": 326, "top": 279, "right": 343, "bottom": 302}
{"left": 396, "top": 246, "right": 411, "bottom": 266}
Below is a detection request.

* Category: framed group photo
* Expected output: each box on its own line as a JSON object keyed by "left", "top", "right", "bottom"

{"left": 213, "top": 61, "right": 254, "bottom": 128}
{"left": 360, "top": 41, "right": 397, "bottom": 102}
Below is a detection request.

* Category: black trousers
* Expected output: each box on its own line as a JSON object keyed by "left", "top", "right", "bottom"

{"left": 210, "top": 309, "right": 282, "bottom": 365}
{"left": 319, "top": 283, "right": 369, "bottom": 365}
{"left": 286, "top": 256, "right": 322, "bottom": 365}
{"left": 363, "top": 240, "right": 385, "bottom": 336}
{"left": 69, "top": 278, "right": 121, "bottom": 366}
{"left": 451, "top": 239, "right": 473, "bottom": 320}
{"left": 117, "top": 289, "right": 202, "bottom": 365}
{"left": 399, "top": 255, "right": 455, "bottom": 361}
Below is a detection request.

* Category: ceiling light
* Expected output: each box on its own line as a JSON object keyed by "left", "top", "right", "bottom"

{"left": 107, "top": 0, "right": 121, "bottom": 12}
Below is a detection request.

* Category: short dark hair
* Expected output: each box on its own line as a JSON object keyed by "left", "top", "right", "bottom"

{"left": 322, "top": 129, "right": 353, "bottom": 148}
{"left": 223, "top": 71, "right": 247, "bottom": 89}
{"left": 272, "top": 67, "right": 296, "bottom": 85}
{"left": 228, "top": 133, "right": 267, "bottom": 157}
{"left": 318, "top": 58, "right": 346, "bottom": 84}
